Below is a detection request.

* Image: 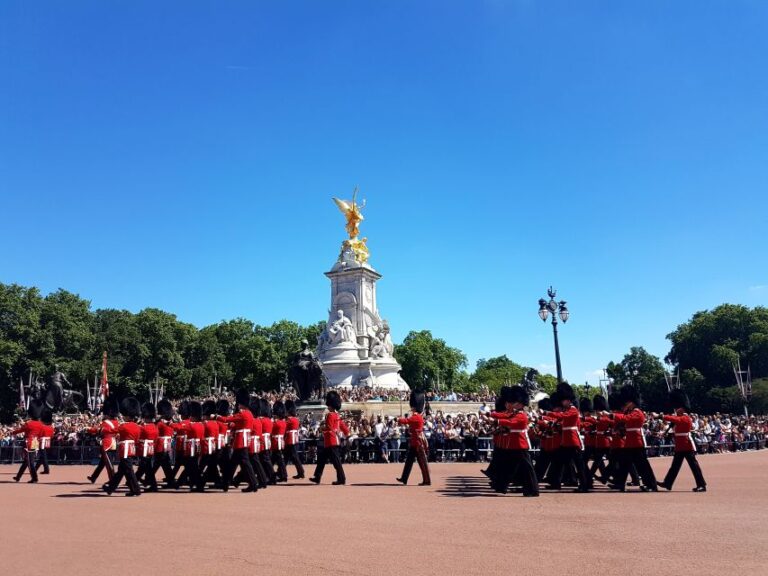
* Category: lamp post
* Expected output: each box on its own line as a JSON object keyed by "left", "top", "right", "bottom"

{"left": 537, "top": 286, "right": 570, "bottom": 385}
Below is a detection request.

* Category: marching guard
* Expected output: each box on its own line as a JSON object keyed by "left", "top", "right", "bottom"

{"left": 223, "top": 388, "right": 259, "bottom": 493}
{"left": 12, "top": 399, "right": 44, "bottom": 483}
{"left": 284, "top": 400, "right": 305, "bottom": 480}
{"left": 103, "top": 397, "right": 142, "bottom": 497}
{"left": 137, "top": 402, "right": 159, "bottom": 492}
{"left": 153, "top": 399, "right": 177, "bottom": 488}
{"left": 34, "top": 409, "right": 55, "bottom": 476}
{"left": 310, "top": 391, "right": 349, "bottom": 485}
{"left": 396, "top": 390, "right": 431, "bottom": 486}
{"left": 658, "top": 389, "right": 707, "bottom": 492}
{"left": 87, "top": 397, "right": 118, "bottom": 484}
{"left": 271, "top": 400, "right": 289, "bottom": 483}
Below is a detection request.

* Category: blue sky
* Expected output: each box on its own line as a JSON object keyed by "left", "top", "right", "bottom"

{"left": 2, "top": 2, "right": 766, "bottom": 385}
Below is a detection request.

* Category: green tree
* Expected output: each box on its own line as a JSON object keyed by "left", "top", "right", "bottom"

{"left": 606, "top": 346, "right": 667, "bottom": 411}
{"left": 470, "top": 355, "right": 527, "bottom": 393}
{"left": 394, "top": 330, "right": 467, "bottom": 390}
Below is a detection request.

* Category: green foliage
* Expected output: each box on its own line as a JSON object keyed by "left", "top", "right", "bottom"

{"left": 605, "top": 347, "right": 667, "bottom": 411}
{"left": 393, "top": 330, "right": 467, "bottom": 390}
{"left": 470, "top": 355, "right": 527, "bottom": 393}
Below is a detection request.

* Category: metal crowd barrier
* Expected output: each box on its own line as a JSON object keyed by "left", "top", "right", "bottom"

{"left": 0, "top": 437, "right": 764, "bottom": 466}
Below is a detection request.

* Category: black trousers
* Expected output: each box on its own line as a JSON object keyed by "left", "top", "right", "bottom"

{"left": 400, "top": 444, "right": 431, "bottom": 485}
{"left": 33, "top": 449, "right": 50, "bottom": 474}
{"left": 152, "top": 452, "right": 175, "bottom": 485}
{"left": 171, "top": 452, "right": 188, "bottom": 486}
{"left": 137, "top": 456, "right": 158, "bottom": 490}
{"left": 534, "top": 450, "right": 554, "bottom": 483}
{"left": 259, "top": 450, "right": 276, "bottom": 483}
{"left": 663, "top": 451, "right": 706, "bottom": 488}
{"left": 549, "top": 446, "right": 590, "bottom": 490}
{"left": 90, "top": 448, "right": 115, "bottom": 482}
{"left": 227, "top": 448, "right": 258, "bottom": 491}
{"left": 313, "top": 446, "right": 345, "bottom": 483}
{"left": 185, "top": 454, "right": 204, "bottom": 491}
{"left": 284, "top": 444, "right": 305, "bottom": 478}
{"left": 589, "top": 448, "right": 610, "bottom": 481}
{"left": 492, "top": 449, "right": 538, "bottom": 495}
{"left": 15, "top": 449, "right": 38, "bottom": 482}
{"left": 615, "top": 448, "right": 657, "bottom": 489}
{"left": 272, "top": 450, "right": 288, "bottom": 482}
{"left": 107, "top": 457, "right": 141, "bottom": 495}
{"left": 201, "top": 453, "right": 222, "bottom": 487}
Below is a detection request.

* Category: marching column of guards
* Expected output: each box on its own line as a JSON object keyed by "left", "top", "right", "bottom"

{"left": 8, "top": 384, "right": 707, "bottom": 497}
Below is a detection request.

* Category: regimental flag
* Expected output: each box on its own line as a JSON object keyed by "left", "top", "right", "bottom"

{"left": 100, "top": 351, "right": 109, "bottom": 398}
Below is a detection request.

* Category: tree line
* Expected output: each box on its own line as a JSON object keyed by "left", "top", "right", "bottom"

{"left": 1, "top": 282, "right": 766, "bottom": 420}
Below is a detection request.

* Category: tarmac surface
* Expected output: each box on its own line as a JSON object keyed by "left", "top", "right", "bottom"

{"left": 1, "top": 451, "right": 766, "bottom": 576}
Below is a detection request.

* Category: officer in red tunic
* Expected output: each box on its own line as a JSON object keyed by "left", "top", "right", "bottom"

{"left": 200, "top": 400, "right": 223, "bottom": 489}
{"left": 543, "top": 383, "right": 591, "bottom": 492}
{"left": 87, "top": 397, "right": 119, "bottom": 484}
{"left": 396, "top": 391, "right": 431, "bottom": 486}
{"left": 12, "top": 399, "right": 44, "bottom": 483}
{"left": 104, "top": 397, "right": 142, "bottom": 496}
{"left": 605, "top": 385, "right": 658, "bottom": 492}
{"left": 258, "top": 398, "right": 277, "bottom": 485}
{"left": 184, "top": 401, "right": 206, "bottom": 492}
{"left": 482, "top": 395, "right": 508, "bottom": 483}
{"left": 153, "top": 399, "right": 177, "bottom": 488}
{"left": 487, "top": 386, "right": 539, "bottom": 496}
{"left": 284, "top": 400, "right": 305, "bottom": 480}
{"left": 310, "top": 391, "right": 349, "bottom": 485}
{"left": 222, "top": 388, "right": 259, "bottom": 493}
{"left": 580, "top": 397, "right": 596, "bottom": 480}
{"left": 658, "top": 389, "right": 707, "bottom": 492}
{"left": 137, "top": 402, "right": 159, "bottom": 492}
{"left": 215, "top": 399, "right": 232, "bottom": 487}
{"left": 588, "top": 394, "right": 612, "bottom": 483}
{"left": 533, "top": 396, "right": 556, "bottom": 484}
{"left": 246, "top": 397, "right": 269, "bottom": 489}
{"left": 271, "top": 400, "right": 289, "bottom": 483}
{"left": 170, "top": 400, "right": 190, "bottom": 487}
{"left": 33, "top": 409, "right": 55, "bottom": 475}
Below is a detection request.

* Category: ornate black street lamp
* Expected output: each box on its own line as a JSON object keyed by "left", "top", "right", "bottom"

{"left": 538, "top": 286, "right": 569, "bottom": 384}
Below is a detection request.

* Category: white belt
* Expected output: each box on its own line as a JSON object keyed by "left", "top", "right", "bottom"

{"left": 140, "top": 439, "right": 154, "bottom": 457}
{"left": 274, "top": 436, "right": 284, "bottom": 450}
{"left": 674, "top": 433, "right": 691, "bottom": 436}
{"left": 234, "top": 429, "right": 251, "bottom": 446}
{"left": 252, "top": 435, "right": 261, "bottom": 452}
{"left": 186, "top": 438, "right": 200, "bottom": 457}
{"left": 626, "top": 428, "right": 642, "bottom": 432}
{"left": 205, "top": 437, "right": 216, "bottom": 452}
{"left": 40, "top": 438, "right": 51, "bottom": 449}
{"left": 562, "top": 427, "right": 578, "bottom": 431}
{"left": 158, "top": 436, "right": 172, "bottom": 451}
{"left": 217, "top": 434, "right": 226, "bottom": 450}
{"left": 287, "top": 430, "right": 299, "bottom": 444}
{"left": 118, "top": 440, "right": 135, "bottom": 459}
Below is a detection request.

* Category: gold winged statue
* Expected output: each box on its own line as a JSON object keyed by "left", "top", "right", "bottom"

{"left": 332, "top": 187, "right": 370, "bottom": 264}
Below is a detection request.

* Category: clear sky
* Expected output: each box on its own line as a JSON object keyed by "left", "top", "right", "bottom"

{"left": 2, "top": 2, "right": 766, "bottom": 385}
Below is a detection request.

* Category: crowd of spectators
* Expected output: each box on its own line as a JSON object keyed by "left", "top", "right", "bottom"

{"left": 336, "top": 386, "right": 497, "bottom": 403}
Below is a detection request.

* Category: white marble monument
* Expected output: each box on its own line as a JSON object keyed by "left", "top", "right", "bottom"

{"left": 316, "top": 190, "right": 408, "bottom": 390}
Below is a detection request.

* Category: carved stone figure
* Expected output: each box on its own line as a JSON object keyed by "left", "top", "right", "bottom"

{"left": 520, "top": 368, "right": 541, "bottom": 396}
{"left": 290, "top": 339, "right": 323, "bottom": 401}
{"left": 327, "top": 309, "right": 357, "bottom": 346}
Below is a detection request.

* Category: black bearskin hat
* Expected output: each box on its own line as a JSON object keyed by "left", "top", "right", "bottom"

{"left": 178, "top": 400, "right": 190, "bottom": 419}
{"left": 556, "top": 382, "right": 576, "bottom": 402}
{"left": 619, "top": 384, "right": 640, "bottom": 407}
{"left": 157, "top": 399, "right": 174, "bottom": 420}
{"left": 188, "top": 401, "right": 203, "bottom": 420}
{"left": 235, "top": 388, "right": 250, "bottom": 408}
{"left": 409, "top": 391, "right": 426, "bottom": 413}
{"left": 141, "top": 402, "right": 156, "bottom": 421}
{"left": 272, "top": 400, "right": 286, "bottom": 419}
{"left": 216, "top": 399, "right": 230, "bottom": 417}
{"left": 592, "top": 394, "right": 608, "bottom": 412}
{"left": 494, "top": 396, "right": 506, "bottom": 412}
{"left": 498, "top": 386, "right": 513, "bottom": 405}
{"left": 102, "top": 396, "right": 119, "bottom": 419}
{"left": 668, "top": 389, "right": 690, "bottom": 412}
{"left": 260, "top": 398, "right": 273, "bottom": 418}
{"left": 579, "top": 397, "right": 592, "bottom": 413}
{"left": 549, "top": 391, "right": 561, "bottom": 407}
{"left": 285, "top": 399, "right": 298, "bottom": 417}
{"left": 325, "top": 390, "right": 342, "bottom": 411}
{"left": 537, "top": 397, "right": 553, "bottom": 412}
{"left": 607, "top": 391, "right": 622, "bottom": 411}
{"left": 27, "top": 399, "right": 44, "bottom": 420}
{"left": 249, "top": 397, "right": 261, "bottom": 417}
{"left": 202, "top": 400, "right": 217, "bottom": 418}
{"left": 120, "top": 397, "right": 141, "bottom": 420}
{"left": 503, "top": 385, "right": 530, "bottom": 407}
{"left": 41, "top": 409, "right": 54, "bottom": 425}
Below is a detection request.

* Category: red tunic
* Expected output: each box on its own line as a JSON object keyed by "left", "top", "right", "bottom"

{"left": 139, "top": 423, "right": 158, "bottom": 457}
{"left": 203, "top": 420, "right": 219, "bottom": 455}
{"left": 12, "top": 420, "right": 43, "bottom": 451}
{"left": 89, "top": 418, "right": 118, "bottom": 451}
{"left": 117, "top": 421, "right": 142, "bottom": 459}
{"left": 538, "top": 415, "right": 561, "bottom": 451}
{"left": 594, "top": 416, "right": 612, "bottom": 449}
{"left": 217, "top": 420, "right": 229, "bottom": 450}
{"left": 547, "top": 406, "right": 583, "bottom": 448}
{"left": 285, "top": 416, "right": 300, "bottom": 446}
{"left": 582, "top": 417, "right": 596, "bottom": 448}
{"left": 663, "top": 413, "right": 696, "bottom": 452}
{"left": 184, "top": 421, "right": 205, "bottom": 457}
{"left": 323, "top": 411, "right": 349, "bottom": 447}
{"left": 250, "top": 417, "right": 263, "bottom": 454}
{"left": 612, "top": 408, "right": 646, "bottom": 449}
{"left": 156, "top": 421, "right": 174, "bottom": 453}
{"left": 225, "top": 409, "right": 253, "bottom": 450}
{"left": 271, "top": 419, "right": 287, "bottom": 451}
{"left": 494, "top": 411, "right": 531, "bottom": 450}
{"left": 39, "top": 424, "right": 54, "bottom": 450}
{"left": 398, "top": 413, "right": 426, "bottom": 448}
{"left": 260, "top": 417, "right": 273, "bottom": 454}
{"left": 173, "top": 419, "right": 190, "bottom": 455}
